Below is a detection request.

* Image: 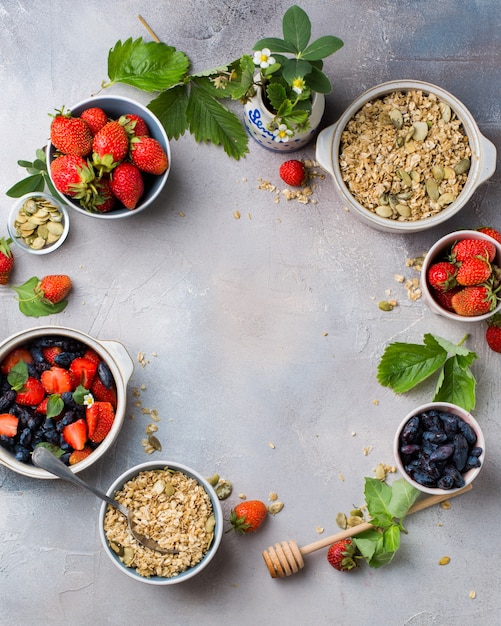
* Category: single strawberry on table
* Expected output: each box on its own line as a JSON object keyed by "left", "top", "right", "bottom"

{"left": 50, "top": 107, "right": 93, "bottom": 157}
{"left": 279, "top": 159, "right": 306, "bottom": 187}
{"left": 0, "top": 237, "right": 14, "bottom": 285}
{"left": 486, "top": 313, "right": 501, "bottom": 352}
{"left": 130, "top": 136, "right": 169, "bottom": 175}
{"left": 227, "top": 500, "right": 267, "bottom": 534}
{"left": 110, "top": 162, "right": 144, "bottom": 210}
{"left": 36, "top": 275, "right": 72, "bottom": 304}
{"left": 477, "top": 226, "right": 501, "bottom": 244}
{"left": 326, "top": 539, "right": 359, "bottom": 571}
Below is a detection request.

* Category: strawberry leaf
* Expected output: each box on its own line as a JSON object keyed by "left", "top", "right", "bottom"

{"left": 433, "top": 355, "right": 476, "bottom": 411}
{"left": 73, "top": 385, "right": 90, "bottom": 405}
{"left": 6, "top": 173, "right": 45, "bottom": 198}
{"left": 46, "top": 394, "right": 64, "bottom": 419}
{"left": 7, "top": 360, "right": 29, "bottom": 391}
{"left": 148, "top": 86, "right": 189, "bottom": 140}
{"left": 12, "top": 276, "right": 68, "bottom": 317}
{"left": 35, "top": 442, "right": 65, "bottom": 458}
{"left": 106, "top": 37, "right": 190, "bottom": 92}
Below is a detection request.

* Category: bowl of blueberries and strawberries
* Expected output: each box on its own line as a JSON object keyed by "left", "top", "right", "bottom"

{"left": 0, "top": 326, "right": 133, "bottom": 478}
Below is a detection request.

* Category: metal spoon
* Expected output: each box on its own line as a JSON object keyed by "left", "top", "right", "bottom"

{"left": 32, "top": 446, "right": 178, "bottom": 554}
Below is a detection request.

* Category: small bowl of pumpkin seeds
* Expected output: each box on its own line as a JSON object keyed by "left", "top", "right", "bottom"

{"left": 8, "top": 191, "right": 69, "bottom": 254}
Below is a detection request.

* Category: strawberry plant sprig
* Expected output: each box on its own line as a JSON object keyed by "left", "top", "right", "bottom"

{"left": 377, "top": 333, "right": 477, "bottom": 412}
{"left": 6, "top": 147, "right": 61, "bottom": 198}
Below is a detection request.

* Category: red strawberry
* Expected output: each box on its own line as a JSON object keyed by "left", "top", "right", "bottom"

{"left": 477, "top": 226, "right": 501, "bottom": 244}
{"left": 0, "top": 413, "right": 19, "bottom": 437}
{"left": 51, "top": 154, "right": 95, "bottom": 197}
{"left": 36, "top": 275, "right": 72, "bottom": 304}
{"left": 69, "top": 356, "right": 97, "bottom": 389}
{"left": 50, "top": 107, "right": 93, "bottom": 156}
{"left": 69, "top": 445, "right": 93, "bottom": 465}
{"left": 326, "top": 539, "right": 358, "bottom": 571}
{"left": 130, "top": 136, "right": 169, "bottom": 175}
{"left": 91, "top": 377, "right": 117, "bottom": 408}
{"left": 42, "top": 346, "right": 63, "bottom": 366}
{"left": 456, "top": 256, "right": 491, "bottom": 286}
{"left": 451, "top": 285, "right": 497, "bottom": 316}
{"left": 86, "top": 401, "right": 115, "bottom": 443}
{"left": 93, "top": 177, "right": 116, "bottom": 213}
{"left": 0, "top": 237, "right": 14, "bottom": 285}
{"left": 451, "top": 238, "right": 496, "bottom": 263}
{"left": 41, "top": 366, "right": 73, "bottom": 394}
{"left": 120, "top": 113, "right": 150, "bottom": 138}
{"left": 1, "top": 348, "right": 33, "bottom": 374}
{"left": 486, "top": 313, "right": 501, "bottom": 353}
{"left": 79, "top": 107, "right": 109, "bottom": 135}
{"left": 16, "top": 377, "right": 45, "bottom": 406}
{"left": 92, "top": 120, "right": 129, "bottom": 169}
{"left": 83, "top": 349, "right": 101, "bottom": 366}
{"left": 35, "top": 397, "right": 49, "bottom": 414}
{"left": 228, "top": 500, "right": 267, "bottom": 534}
{"left": 427, "top": 261, "right": 458, "bottom": 292}
{"left": 432, "top": 286, "right": 462, "bottom": 312}
{"left": 279, "top": 160, "right": 306, "bottom": 187}
{"left": 110, "top": 162, "right": 144, "bottom": 210}
{"left": 62, "top": 418, "right": 88, "bottom": 451}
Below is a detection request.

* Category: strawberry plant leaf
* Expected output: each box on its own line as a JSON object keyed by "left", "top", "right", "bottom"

{"left": 73, "top": 385, "right": 90, "bottom": 405}
{"left": 363, "top": 478, "right": 393, "bottom": 526}
{"left": 148, "top": 86, "right": 189, "bottom": 140}
{"left": 7, "top": 360, "right": 29, "bottom": 391}
{"left": 253, "top": 37, "right": 298, "bottom": 54}
{"left": 6, "top": 173, "right": 45, "bottom": 197}
{"left": 387, "top": 479, "right": 420, "bottom": 519}
{"left": 377, "top": 339, "right": 447, "bottom": 393}
{"left": 282, "top": 5, "right": 311, "bottom": 51}
{"left": 433, "top": 355, "right": 476, "bottom": 411}
{"left": 35, "top": 442, "right": 65, "bottom": 458}
{"left": 46, "top": 394, "right": 64, "bottom": 419}
{"left": 302, "top": 35, "right": 344, "bottom": 61}
{"left": 11, "top": 276, "right": 68, "bottom": 318}
{"left": 106, "top": 37, "right": 190, "bottom": 92}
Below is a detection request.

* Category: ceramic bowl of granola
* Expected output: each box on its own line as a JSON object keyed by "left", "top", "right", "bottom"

{"left": 7, "top": 192, "right": 69, "bottom": 255}
{"left": 394, "top": 402, "right": 485, "bottom": 495}
{"left": 0, "top": 325, "right": 133, "bottom": 478}
{"left": 420, "top": 229, "right": 501, "bottom": 321}
{"left": 316, "top": 80, "right": 496, "bottom": 233}
{"left": 47, "top": 95, "right": 170, "bottom": 219}
{"left": 99, "top": 461, "right": 223, "bottom": 585}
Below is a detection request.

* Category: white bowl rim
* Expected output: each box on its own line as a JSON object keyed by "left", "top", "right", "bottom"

{"left": 394, "top": 401, "right": 485, "bottom": 495}
{"left": 98, "top": 460, "right": 223, "bottom": 585}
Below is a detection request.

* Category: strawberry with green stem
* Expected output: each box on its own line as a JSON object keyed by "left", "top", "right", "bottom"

{"left": 92, "top": 120, "right": 129, "bottom": 171}
{"left": 0, "top": 237, "right": 14, "bottom": 285}
{"left": 486, "top": 312, "right": 501, "bottom": 352}
{"left": 130, "top": 136, "right": 169, "bottom": 175}
{"left": 110, "top": 162, "right": 144, "bottom": 209}
{"left": 227, "top": 500, "right": 267, "bottom": 534}
{"left": 50, "top": 107, "right": 93, "bottom": 157}
{"left": 427, "top": 261, "right": 457, "bottom": 293}
{"left": 12, "top": 274, "right": 72, "bottom": 317}
{"left": 327, "top": 539, "right": 359, "bottom": 571}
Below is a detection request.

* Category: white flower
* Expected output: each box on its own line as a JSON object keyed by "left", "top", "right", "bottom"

{"left": 83, "top": 393, "right": 94, "bottom": 407}
{"left": 292, "top": 77, "right": 305, "bottom": 95}
{"left": 273, "top": 124, "right": 294, "bottom": 143}
{"left": 253, "top": 48, "right": 276, "bottom": 69}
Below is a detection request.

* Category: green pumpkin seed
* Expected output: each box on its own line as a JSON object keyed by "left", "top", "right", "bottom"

{"left": 336, "top": 512, "right": 347, "bottom": 529}
{"left": 378, "top": 301, "right": 394, "bottom": 311}
{"left": 454, "top": 157, "right": 470, "bottom": 175}
{"left": 443, "top": 166, "right": 456, "bottom": 179}
{"left": 389, "top": 109, "right": 403, "bottom": 129}
{"left": 396, "top": 204, "right": 411, "bottom": 217}
{"left": 412, "top": 121, "right": 429, "bottom": 141}
{"left": 438, "top": 193, "right": 456, "bottom": 206}
{"left": 214, "top": 479, "right": 232, "bottom": 500}
{"left": 425, "top": 179, "right": 440, "bottom": 201}
{"left": 432, "top": 165, "right": 445, "bottom": 180}
{"left": 375, "top": 205, "right": 393, "bottom": 218}
{"left": 397, "top": 170, "right": 412, "bottom": 186}
{"left": 439, "top": 102, "right": 452, "bottom": 122}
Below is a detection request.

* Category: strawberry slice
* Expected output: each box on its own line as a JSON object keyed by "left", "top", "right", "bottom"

{"left": 41, "top": 366, "right": 73, "bottom": 394}
{"left": 1, "top": 348, "right": 33, "bottom": 374}
{"left": 69, "top": 357, "right": 98, "bottom": 389}
{"left": 86, "top": 401, "right": 115, "bottom": 443}
{"left": 35, "top": 397, "right": 49, "bottom": 414}
{"left": 42, "top": 346, "right": 63, "bottom": 366}
{"left": 16, "top": 377, "right": 46, "bottom": 406}
{"left": 83, "top": 349, "right": 101, "bottom": 366}
{"left": 0, "top": 413, "right": 19, "bottom": 437}
{"left": 91, "top": 377, "right": 117, "bottom": 408}
{"left": 69, "top": 445, "right": 93, "bottom": 465}
{"left": 62, "top": 418, "right": 88, "bottom": 451}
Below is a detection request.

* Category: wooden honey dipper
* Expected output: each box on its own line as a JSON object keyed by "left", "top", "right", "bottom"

{"left": 262, "top": 483, "right": 472, "bottom": 578}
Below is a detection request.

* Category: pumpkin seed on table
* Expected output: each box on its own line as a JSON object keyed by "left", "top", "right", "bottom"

{"left": 13, "top": 196, "right": 65, "bottom": 250}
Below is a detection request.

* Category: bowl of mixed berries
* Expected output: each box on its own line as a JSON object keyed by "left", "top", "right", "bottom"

{"left": 420, "top": 228, "right": 501, "bottom": 321}
{"left": 0, "top": 326, "right": 133, "bottom": 478}
{"left": 47, "top": 95, "right": 170, "bottom": 219}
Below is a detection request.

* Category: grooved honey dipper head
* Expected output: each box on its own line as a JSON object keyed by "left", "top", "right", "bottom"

{"left": 262, "top": 540, "right": 304, "bottom": 578}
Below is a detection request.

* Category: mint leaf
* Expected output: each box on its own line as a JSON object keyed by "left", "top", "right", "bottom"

{"left": 106, "top": 38, "right": 190, "bottom": 92}
{"left": 12, "top": 276, "right": 68, "bottom": 317}
{"left": 433, "top": 355, "right": 476, "bottom": 411}
{"left": 7, "top": 360, "right": 29, "bottom": 390}
{"left": 46, "top": 394, "right": 64, "bottom": 419}
{"left": 377, "top": 338, "right": 447, "bottom": 393}
{"left": 387, "top": 478, "right": 420, "bottom": 519}
{"left": 73, "top": 385, "right": 90, "bottom": 405}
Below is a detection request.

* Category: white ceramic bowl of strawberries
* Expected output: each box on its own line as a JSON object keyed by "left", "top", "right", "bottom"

{"left": 47, "top": 95, "right": 171, "bottom": 219}
{"left": 0, "top": 326, "right": 134, "bottom": 478}
{"left": 420, "top": 229, "right": 501, "bottom": 321}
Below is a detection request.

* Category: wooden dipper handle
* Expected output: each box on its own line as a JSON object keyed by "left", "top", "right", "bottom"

{"left": 262, "top": 483, "right": 472, "bottom": 578}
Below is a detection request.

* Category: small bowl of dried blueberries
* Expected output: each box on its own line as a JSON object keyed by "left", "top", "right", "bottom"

{"left": 394, "top": 402, "right": 485, "bottom": 495}
{"left": 7, "top": 192, "right": 69, "bottom": 254}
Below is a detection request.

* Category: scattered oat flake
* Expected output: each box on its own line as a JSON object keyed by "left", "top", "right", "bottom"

{"left": 338, "top": 473, "right": 345, "bottom": 481}
{"left": 316, "top": 527, "right": 324, "bottom": 534}
{"left": 134, "top": 401, "right": 142, "bottom": 407}
{"left": 178, "top": 211, "right": 185, "bottom": 217}
{"left": 351, "top": 431, "right": 356, "bottom": 437}
{"left": 268, "top": 442, "right": 276, "bottom": 449}
{"left": 141, "top": 408, "right": 150, "bottom": 414}
{"left": 469, "top": 591, "right": 476, "bottom": 600}
{"left": 394, "top": 274, "right": 405, "bottom": 283}
{"left": 363, "top": 446, "right": 373, "bottom": 456}
{"left": 372, "top": 399, "right": 379, "bottom": 405}
{"left": 268, "top": 502, "right": 284, "bottom": 515}
{"left": 438, "top": 556, "right": 451, "bottom": 566}
{"left": 140, "top": 384, "right": 146, "bottom": 390}
{"left": 233, "top": 210, "right": 241, "bottom": 219}
{"left": 238, "top": 493, "right": 246, "bottom": 500}
{"left": 269, "top": 492, "right": 278, "bottom": 501}
{"left": 322, "top": 332, "right": 328, "bottom": 336}
{"left": 440, "top": 500, "right": 451, "bottom": 510}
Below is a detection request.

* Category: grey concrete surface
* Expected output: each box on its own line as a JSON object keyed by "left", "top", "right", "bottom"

{"left": 0, "top": 1, "right": 500, "bottom": 625}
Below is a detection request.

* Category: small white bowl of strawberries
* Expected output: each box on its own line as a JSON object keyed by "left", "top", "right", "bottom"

{"left": 47, "top": 95, "right": 171, "bottom": 219}
{"left": 421, "top": 228, "right": 501, "bottom": 321}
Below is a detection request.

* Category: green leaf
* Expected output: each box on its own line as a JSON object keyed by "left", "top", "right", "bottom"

{"left": 364, "top": 478, "right": 393, "bottom": 523}
{"left": 73, "top": 385, "right": 90, "bottom": 405}
{"left": 383, "top": 525, "right": 401, "bottom": 553}
{"left": 17, "top": 160, "right": 34, "bottom": 168}
{"left": 6, "top": 173, "right": 45, "bottom": 197}
{"left": 7, "top": 360, "right": 29, "bottom": 391}
{"left": 148, "top": 85, "right": 189, "bottom": 140}
{"left": 46, "top": 394, "right": 64, "bottom": 419}
{"left": 282, "top": 5, "right": 311, "bottom": 52}
{"left": 266, "top": 82, "right": 288, "bottom": 113}
{"left": 353, "top": 529, "right": 380, "bottom": 560}
{"left": 253, "top": 37, "right": 298, "bottom": 55}
{"left": 301, "top": 35, "right": 344, "bottom": 61}
{"left": 431, "top": 334, "right": 474, "bottom": 358}
{"left": 433, "top": 355, "right": 476, "bottom": 411}
{"left": 305, "top": 66, "right": 333, "bottom": 94}
{"left": 280, "top": 58, "right": 312, "bottom": 83}
{"left": 35, "top": 442, "right": 65, "bottom": 458}
{"left": 387, "top": 479, "right": 420, "bottom": 519}
{"left": 11, "top": 276, "right": 68, "bottom": 318}
{"left": 106, "top": 37, "right": 190, "bottom": 92}
{"left": 377, "top": 338, "right": 447, "bottom": 393}
{"left": 186, "top": 79, "right": 249, "bottom": 160}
